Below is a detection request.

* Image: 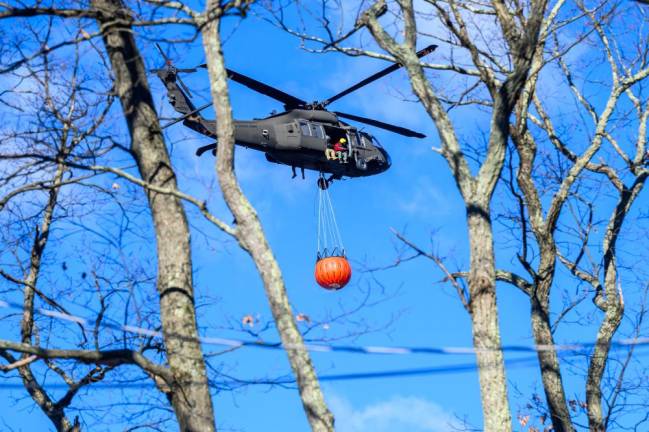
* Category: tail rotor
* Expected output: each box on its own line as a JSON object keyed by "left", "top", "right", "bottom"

{"left": 150, "top": 43, "right": 196, "bottom": 97}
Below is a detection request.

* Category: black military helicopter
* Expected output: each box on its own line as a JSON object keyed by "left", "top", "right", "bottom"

{"left": 154, "top": 44, "right": 436, "bottom": 186}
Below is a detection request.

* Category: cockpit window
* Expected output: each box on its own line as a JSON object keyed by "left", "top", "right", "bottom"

{"left": 371, "top": 135, "right": 384, "bottom": 149}
{"left": 310, "top": 123, "right": 325, "bottom": 139}
{"left": 360, "top": 134, "right": 372, "bottom": 148}
{"left": 350, "top": 132, "right": 361, "bottom": 148}
{"left": 299, "top": 121, "right": 311, "bottom": 136}
{"left": 299, "top": 121, "right": 325, "bottom": 139}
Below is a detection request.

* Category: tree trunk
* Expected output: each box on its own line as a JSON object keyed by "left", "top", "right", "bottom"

{"left": 466, "top": 203, "right": 512, "bottom": 432}
{"left": 585, "top": 182, "right": 640, "bottom": 432}
{"left": 514, "top": 131, "right": 575, "bottom": 432}
{"left": 200, "top": 11, "right": 334, "bottom": 431}
{"left": 530, "top": 290, "right": 575, "bottom": 432}
{"left": 586, "top": 306, "right": 622, "bottom": 432}
{"left": 92, "top": 1, "right": 215, "bottom": 430}
{"left": 18, "top": 162, "right": 79, "bottom": 432}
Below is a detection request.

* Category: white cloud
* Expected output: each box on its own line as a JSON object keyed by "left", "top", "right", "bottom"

{"left": 394, "top": 176, "right": 456, "bottom": 218}
{"left": 329, "top": 393, "right": 462, "bottom": 432}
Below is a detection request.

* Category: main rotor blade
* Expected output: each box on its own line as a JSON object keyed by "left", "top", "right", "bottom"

{"left": 322, "top": 44, "right": 438, "bottom": 107}
{"left": 199, "top": 64, "right": 306, "bottom": 108}
{"left": 335, "top": 111, "right": 426, "bottom": 138}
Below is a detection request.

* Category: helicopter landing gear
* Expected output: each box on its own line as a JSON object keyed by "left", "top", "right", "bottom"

{"left": 196, "top": 143, "right": 217, "bottom": 157}
{"left": 292, "top": 166, "right": 306, "bottom": 180}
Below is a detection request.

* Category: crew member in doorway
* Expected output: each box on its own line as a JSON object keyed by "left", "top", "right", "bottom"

{"left": 333, "top": 137, "right": 348, "bottom": 163}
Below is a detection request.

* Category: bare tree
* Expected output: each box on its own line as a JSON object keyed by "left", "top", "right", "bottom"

{"left": 505, "top": 3, "right": 649, "bottom": 430}
{"left": 0, "top": 1, "right": 218, "bottom": 428}
{"left": 0, "top": 31, "right": 178, "bottom": 430}
{"left": 1, "top": 43, "right": 112, "bottom": 432}
{"left": 91, "top": 0, "right": 218, "bottom": 428}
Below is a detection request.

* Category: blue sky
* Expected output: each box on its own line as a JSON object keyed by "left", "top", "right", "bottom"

{"left": 1, "top": 2, "right": 649, "bottom": 431}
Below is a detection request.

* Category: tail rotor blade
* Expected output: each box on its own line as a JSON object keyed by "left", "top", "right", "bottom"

{"left": 162, "top": 102, "right": 213, "bottom": 129}
{"left": 155, "top": 43, "right": 172, "bottom": 65}
{"left": 153, "top": 43, "right": 195, "bottom": 96}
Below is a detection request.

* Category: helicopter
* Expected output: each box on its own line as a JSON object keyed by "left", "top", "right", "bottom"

{"left": 153, "top": 44, "right": 436, "bottom": 187}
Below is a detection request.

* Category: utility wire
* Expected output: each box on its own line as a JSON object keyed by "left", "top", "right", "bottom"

{"left": 0, "top": 299, "right": 648, "bottom": 357}
{"left": 0, "top": 355, "right": 547, "bottom": 389}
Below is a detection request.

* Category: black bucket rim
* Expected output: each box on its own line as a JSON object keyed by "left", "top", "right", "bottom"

{"left": 316, "top": 247, "right": 346, "bottom": 261}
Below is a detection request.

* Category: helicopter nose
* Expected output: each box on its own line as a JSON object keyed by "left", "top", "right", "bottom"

{"left": 378, "top": 147, "right": 391, "bottom": 170}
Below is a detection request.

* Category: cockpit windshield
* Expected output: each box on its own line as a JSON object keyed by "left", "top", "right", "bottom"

{"left": 358, "top": 133, "right": 372, "bottom": 148}
{"left": 371, "top": 135, "right": 384, "bottom": 149}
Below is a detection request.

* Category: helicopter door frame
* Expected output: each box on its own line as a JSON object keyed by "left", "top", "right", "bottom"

{"left": 322, "top": 125, "right": 352, "bottom": 162}
{"left": 344, "top": 131, "right": 354, "bottom": 160}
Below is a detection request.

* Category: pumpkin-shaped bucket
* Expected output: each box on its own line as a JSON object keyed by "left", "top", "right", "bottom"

{"left": 315, "top": 254, "right": 352, "bottom": 290}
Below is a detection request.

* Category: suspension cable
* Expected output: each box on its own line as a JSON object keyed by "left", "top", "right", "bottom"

{"left": 316, "top": 177, "right": 345, "bottom": 257}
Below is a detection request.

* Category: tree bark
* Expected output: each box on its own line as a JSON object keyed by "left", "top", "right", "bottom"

{"left": 530, "top": 281, "right": 575, "bottom": 432}
{"left": 465, "top": 203, "right": 512, "bottom": 432}
{"left": 200, "top": 10, "right": 334, "bottom": 431}
{"left": 92, "top": 1, "right": 215, "bottom": 430}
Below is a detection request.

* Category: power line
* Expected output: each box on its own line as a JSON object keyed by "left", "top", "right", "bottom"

{"left": 0, "top": 298, "right": 647, "bottom": 358}
{"left": 0, "top": 355, "right": 545, "bottom": 390}
{"left": 2, "top": 298, "right": 647, "bottom": 390}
